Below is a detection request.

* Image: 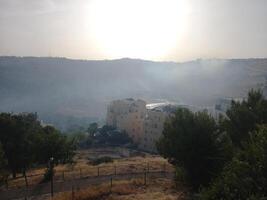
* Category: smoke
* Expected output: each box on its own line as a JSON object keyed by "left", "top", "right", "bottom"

{"left": 0, "top": 57, "right": 266, "bottom": 130}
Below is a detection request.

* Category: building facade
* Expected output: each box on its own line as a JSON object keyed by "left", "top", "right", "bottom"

{"left": 106, "top": 98, "right": 146, "bottom": 143}
{"left": 107, "top": 98, "right": 227, "bottom": 153}
{"left": 106, "top": 99, "right": 179, "bottom": 152}
{"left": 139, "top": 105, "right": 176, "bottom": 152}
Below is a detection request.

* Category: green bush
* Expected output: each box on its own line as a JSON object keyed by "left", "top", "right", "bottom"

{"left": 43, "top": 167, "right": 55, "bottom": 182}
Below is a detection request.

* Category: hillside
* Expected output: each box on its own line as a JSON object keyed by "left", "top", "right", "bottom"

{"left": 0, "top": 57, "right": 266, "bottom": 130}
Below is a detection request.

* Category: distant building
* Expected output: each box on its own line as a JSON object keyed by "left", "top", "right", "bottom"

{"left": 40, "top": 120, "right": 54, "bottom": 128}
{"left": 106, "top": 98, "right": 146, "bottom": 143}
{"left": 107, "top": 98, "right": 231, "bottom": 153}
{"left": 139, "top": 104, "right": 177, "bottom": 152}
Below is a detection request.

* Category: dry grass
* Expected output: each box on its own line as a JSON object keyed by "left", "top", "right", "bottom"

{"left": 3, "top": 148, "right": 185, "bottom": 200}
{"left": 4, "top": 148, "right": 174, "bottom": 189}
{"left": 54, "top": 179, "right": 144, "bottom": 200}
{"left": 54, "top": 178, "right": 187, "bottom": 200}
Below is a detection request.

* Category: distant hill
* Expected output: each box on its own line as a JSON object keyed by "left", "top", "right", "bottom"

{"left": 0, "top": 56, "right": 266, "bottom": 130}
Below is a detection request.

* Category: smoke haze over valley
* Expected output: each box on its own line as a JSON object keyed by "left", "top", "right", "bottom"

{"left": 0, "top": 56, "right": 266, "bottom": 130}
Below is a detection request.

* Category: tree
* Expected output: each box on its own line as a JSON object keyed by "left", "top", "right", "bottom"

{"left": 36, "top": 126, "right": 76, "bottom": 164}
{"left": 201, "top": 125, "right": 267, "bottom": 199}
{"left": 0, "top": 142, "right": 8, "bottom": 183}
{"left": 0, "top": 113, "right": 42, "bottom": 177}
{"left": 157, "top": 108, "right": 232, "bottom": 189}
{"left": 0, "top": 112, "right": 76, "bottom": 178}
{"left": 67, "top": 131, "right": 88, "bottom": 148}
{"left": 107, "top": 130, "right": 132, "bottom": 145}
{"left": 87, "top": 122, "right": 98, "bottom": 137}
{"left": 224, "top": 89, "right": 267, "bottom": 147}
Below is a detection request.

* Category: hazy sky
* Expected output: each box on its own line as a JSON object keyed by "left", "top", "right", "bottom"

{"left": 0, "top": 0, "right": 267, "bottom": 61}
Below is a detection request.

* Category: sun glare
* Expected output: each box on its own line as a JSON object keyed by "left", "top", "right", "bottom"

{"left": 88, "top": 0, "right": 190, "bottom": 60}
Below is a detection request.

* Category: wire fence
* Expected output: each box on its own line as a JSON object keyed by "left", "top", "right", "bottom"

{"left": 0, "top": 162, "right": 174, "bottom": 200}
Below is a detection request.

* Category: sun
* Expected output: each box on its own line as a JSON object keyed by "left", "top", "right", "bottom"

{"left": 88, "top": 0, "right": 190, "bottom": 60}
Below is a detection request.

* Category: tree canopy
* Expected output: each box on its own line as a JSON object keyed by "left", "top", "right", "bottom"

{"left": 0, "top": 113, "right": 75, "bottom": 178}
{"left": 157, "top": 108, "right": 231, "bottom": 189}
{"left": 201, "top": 125, "right": 267, "bottom": 199}
{"left": 157, "top": 89, "right": 267, "bottom": 196}
{"left": 224, "top": 89, "right": 267, "bottom": 147}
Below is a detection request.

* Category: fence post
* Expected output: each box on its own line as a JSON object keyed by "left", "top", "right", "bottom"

{"left": 22, "top": 170, "right": 28, "bottom": 200}
{"left": 51, "top": 170, "right": 54, "bottom": 197}
{"left": 5, "top": 178, "right": 8, "bottom": 189}
{"left": 114, "top": 166, "right": 116, "bottom": 175}
{"left": 24, "top": 172, "right": 28, "bottom": 188}
{"left": 144, "top": 170, "right": 147, "bottom": 186}
{"left": 62, "top": 171, "right": 65, "bottom": 181}
{"left": 24, "top": 185, "right": 28, "bottom": 200}
{"left": 147, "top": 163, "right": 149, "bottom": 174}
{"left": 72, "top": 186, "right": 75, "bottom": 200}
{"left": 163, "top": 163, "right": 166, "bottom": 176}
{"left": 110, "top": 177, "right": 113, "bottom": 192}
{"left": 24, "top": 172, "right": 28, "bottom": 200}
{"left": 49, "top": 157, "right": 54, "bottom": 198}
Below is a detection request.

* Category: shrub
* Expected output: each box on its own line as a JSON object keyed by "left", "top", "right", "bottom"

{"left": 90, "top": 156, "right": 113, "bottom": 165}
{"left": 43, "top": 167, "right": 55, "bottom": 182}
